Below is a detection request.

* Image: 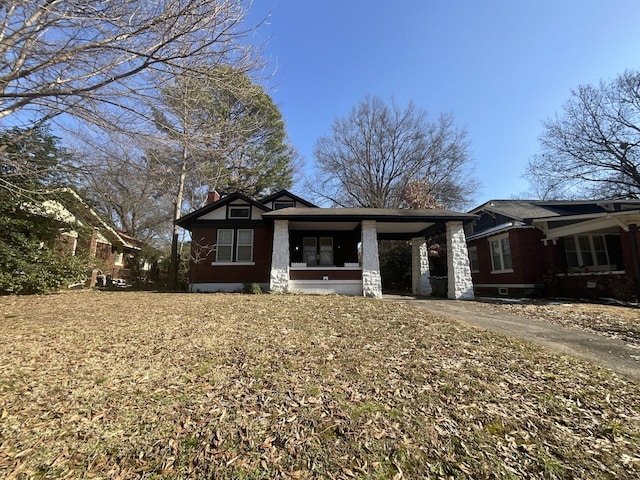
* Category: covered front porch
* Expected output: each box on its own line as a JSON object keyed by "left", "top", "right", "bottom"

{"left": 263, "top": 208, "right": 477, "bottom": 300}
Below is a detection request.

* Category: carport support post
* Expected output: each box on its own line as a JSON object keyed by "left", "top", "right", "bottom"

{"left": 270, "top": 219, "right": 290, "bottom": 293}
{"left": 446, "top": 221, "right": 474, "bottom": 300}
{"left": 411, "top": 237, "right": 432, "bottom": 296}
{"left": 361, "top": 220, "right": 382, "bottom": 298}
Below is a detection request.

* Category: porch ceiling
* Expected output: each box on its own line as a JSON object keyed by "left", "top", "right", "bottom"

{"left": 286, "top": 220, "right": 435, "bottom": 234}
{"left": 288, "top": 221, "right": 360, "bottom": 231}
{"left": 264, "top": 207, "right": 475, "bottom": 236}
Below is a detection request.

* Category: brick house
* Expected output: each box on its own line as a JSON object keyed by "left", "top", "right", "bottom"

{"left": 176, "top": 190, "right": 477, "bottom": 298}
{"left": 30, "top": 189, "right": 150, "bottom": 286}
{"left": 465, "top": 199, "right": 640, "bottom": 300}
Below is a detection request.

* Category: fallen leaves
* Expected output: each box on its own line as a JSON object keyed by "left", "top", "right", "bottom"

{"left": 484, "top": 299, "right": 640, "bottom": 345}
{"left": 0, "top": 291, "right": 639, "bottom": 478}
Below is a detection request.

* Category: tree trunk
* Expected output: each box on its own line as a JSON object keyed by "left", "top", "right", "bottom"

{"left": 169, "top": 145, "right": 188, "bottom": 290}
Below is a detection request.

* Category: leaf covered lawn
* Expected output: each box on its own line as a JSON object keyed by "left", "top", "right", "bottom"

{"left": 482, "top": 300, "right": 640, "bottom": 346}
{"left": 1, "top": 291, "right": 639, "bottom": 479}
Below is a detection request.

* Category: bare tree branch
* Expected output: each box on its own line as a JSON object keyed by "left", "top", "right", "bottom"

{"left": 526, "top": 70, "right": 640, "bottom": 199}
{"left": 0, "top": 0, "right": 261, "bottom": 130}
{"left": 309, "top": 96, "right": 478, "bottom": 209}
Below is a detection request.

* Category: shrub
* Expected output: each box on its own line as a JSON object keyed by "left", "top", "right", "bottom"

{"left": 243, "top": 283, "right": 263, "bottom": 294}
{"left": 0, "top": 219, "right": 88, "bottom": 294}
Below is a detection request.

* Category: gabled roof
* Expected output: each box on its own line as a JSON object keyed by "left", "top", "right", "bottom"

{"left": 24, "top": 188, "right": 139, "bottom": 250}
{"left": 469, "top": 200, "right": 562, "bottom": 221}
{"left": 259, "top": 189, "right": 318, "bottom": 208}
{"left": 469, "top": 199, "right": 640, "bottom": 222}
{"left": 176, "top": 192, "right": 270, "bottom": 229}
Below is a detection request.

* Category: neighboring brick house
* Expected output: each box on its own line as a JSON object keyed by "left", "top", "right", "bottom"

{"left": 29, "top": 189, "right": 148, "bottom": 286}
{"left": 176, "top": 190, "right": 478, "bottom": 298}
{"left": 465, "top": 199, "right": 640, "bottom": 300}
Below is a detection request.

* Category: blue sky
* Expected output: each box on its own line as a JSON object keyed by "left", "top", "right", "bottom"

{"left": 247, "top": 0, "right": 640, "bottom": 207}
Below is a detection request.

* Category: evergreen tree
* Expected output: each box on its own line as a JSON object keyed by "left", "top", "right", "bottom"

{"left": 0, "top": 127, "right": 86, "bottom": 294}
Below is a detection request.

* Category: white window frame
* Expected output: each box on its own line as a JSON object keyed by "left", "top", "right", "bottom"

{"left": 489, "top": 233, "right": 513, "bottom": 273}
{"left": 236, "top": 229, "right": 254, "bottom": 262}
{"left": 214, "top": 228, "right": 255, "bottom": 264}
{"left": 564, "top": 234, "right": 611, "bottom": 270}
{"left": 273, "top": 200, "right": 295, "bottom": 210}
{"left": 216, "top": 229, "right": 234, "bottom": 262}
{"left": 468, "top": 245, "right": 479, "bottom": 273}
{"left": 228, "top": 205, "right": 251, "bottom": 219}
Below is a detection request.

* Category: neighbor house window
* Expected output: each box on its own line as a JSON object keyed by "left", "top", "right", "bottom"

{"left": 273, "top": 200, "right": 295, "bottom": 210}
{"left": 216, "top": 229, "right": 254, "bottom": 263}
{"left": 228, "top": 206, "right": 250, "bottom": 219}
{"left": 468, "top": 246, "right": 479, "bottom": 272}
{"left": 114, "top": 252, "right": 124, "bottom": 266}
{"left": 216, "top": 229, "right": 234, "bottom": 262}
{"left": 489, "top": 233, "right": 512, "bottom": 272}
{"left": 564, "top": 234, "right": 610, "bottom": 269}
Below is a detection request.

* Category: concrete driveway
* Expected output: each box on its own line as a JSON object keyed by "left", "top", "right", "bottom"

{"left": 385, "top": 295, "right": 640, "bottom": 382}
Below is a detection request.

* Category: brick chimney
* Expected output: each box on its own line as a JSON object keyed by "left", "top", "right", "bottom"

{"left": 206, "top": 190, "right": 221, "bottom": 205}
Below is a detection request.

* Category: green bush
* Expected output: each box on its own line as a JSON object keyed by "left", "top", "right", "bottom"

{"left": 0, "top": 243, "right": 88, "bottom": 295}
{"left": 243, "top": 283, "right": 264, "bottom": 294}
{"left": 0, "top": 217, "right": 88, "bottom": 295}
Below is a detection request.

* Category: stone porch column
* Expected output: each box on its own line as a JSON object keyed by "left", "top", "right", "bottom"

{"left": 361, "top": 220, "right": 382, "bottom": 298}
{"left": 411, "top": 237, "right": 432, "bottom": 296}
{"left": 446, "top": 221, "right": 474, "bottom": 300}
{"left": 270, "top": 219, "right": 290, "bottom": 293}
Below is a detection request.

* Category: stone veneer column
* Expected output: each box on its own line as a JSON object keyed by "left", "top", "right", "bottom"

{"left": 446, "top": 221, "right": 474, "bottom": 300}
{"left": 411, "top": 237, "right": 432, "bottom": 296}
{"left": 361, "top": 220, "right": 382, "bottom": 298}
{"left": 269, "top": 219, "right": 290, "bottom": 293}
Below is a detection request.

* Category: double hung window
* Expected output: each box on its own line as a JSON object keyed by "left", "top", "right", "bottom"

{"left": 216, "top": 229, "right": 253, "bottom": 263}
{"left": 564, "top": 235, "right": 609, "bottom": 269}
{"left": 489, "top": 234, "right": 512, "bottom": 272}
{"left": 236, "top": 229, "right": 254, "bottom": 262}
{"left": 468, "top": 246, "right": 479, "bottom": 272}
{"left": 216, "top": 229, "right": 234, "bottom": 262}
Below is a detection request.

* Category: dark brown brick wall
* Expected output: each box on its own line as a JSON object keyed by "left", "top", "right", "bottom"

{"left": 470, "top": 226, "right": 640, "bottom": 300}
{"left": 469, "top": 229, "right": 544, "bottom": 287}
{"left": 189, "top": 225, "right": 272, "bottom": 285}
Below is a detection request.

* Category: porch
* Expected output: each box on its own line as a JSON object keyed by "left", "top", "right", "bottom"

{"left": 263, "top": 207, "right": 478, "bottom": 299}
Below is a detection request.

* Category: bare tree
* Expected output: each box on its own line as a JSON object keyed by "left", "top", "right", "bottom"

{"left": 0, "top": 0, "right": 259, "bottom": 133}
{"left": 526, "top": 70, "right": 640, "bottom": 200}
{"left": 311, "top": 96, "right": 478, "bottom": 209}
{"left": 72, "top": 133, "right": 174, "bottom": 243}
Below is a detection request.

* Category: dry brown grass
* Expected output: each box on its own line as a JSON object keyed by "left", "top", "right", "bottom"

{"left": 1, "top": 291, "right": 639, "bottom": 479}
